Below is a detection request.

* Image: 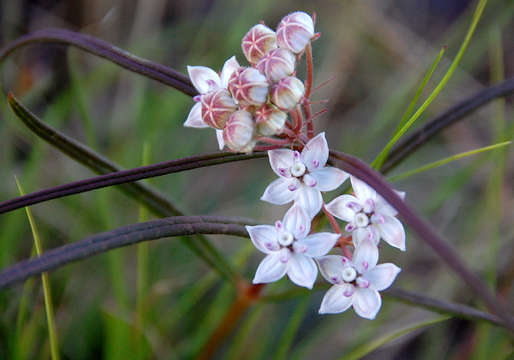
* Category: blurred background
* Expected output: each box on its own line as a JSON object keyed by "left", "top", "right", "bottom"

{"left": 0, "top": 0, "right": 512, "bottom": 359}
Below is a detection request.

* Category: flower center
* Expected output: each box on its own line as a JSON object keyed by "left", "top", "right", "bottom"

{"left": 342, "top": 267, "right": 357, "bottom": 282}
{"left": 278, "top": 231, "right": 294, "bottom": 246}
{"left": 291, "top": 161, "right": 306, "bottom": 177}
{"left": 354, "top": 213, "right": 369, "bottom": 228}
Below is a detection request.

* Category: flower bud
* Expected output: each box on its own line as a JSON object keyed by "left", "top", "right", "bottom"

{"left": 200, "top": 89, "right": 237, "bottom": 129}
{"left": 223, "top": 110, "right": 256, "bottom": 153}
{"left": 270, "top": 76, "right": 305, "bottom": 111}
{"left": 256, "top": 48, "right": 296, "bottom": 83}
{"left": 255, "top": 104, "right": 287, "bottom": 136}
{"left": 276, "top": 11, "right": 315, "bottom": 54}
{"left": 228, "top": 67, "right": 269, "bottom": 107}
{"left": 241, "top": 24, "right": 277, "bottom": 64}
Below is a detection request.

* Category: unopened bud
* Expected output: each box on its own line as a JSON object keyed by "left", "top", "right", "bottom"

{"left": 270, "top": 76, "right": 305, "bottom": 111}
{"left": 200, "top": 89, "right": 237, "bottom": 129}
{"left": 276, "top": 11, "right": 315, "bottom": 54}
{"left": 255, "top": 104, "right": 287, "bottom": 136}
{"left": 241, "top": 24, "right": 277, "bottom": 64}
{"left": 256, "top": 48, "right": 296, "bottom": 82}
{"left": 223, "top": 110, "right": 256, "bottom": 153}
{"left": 228, "top": 67, "right": 269, "bottom": 107}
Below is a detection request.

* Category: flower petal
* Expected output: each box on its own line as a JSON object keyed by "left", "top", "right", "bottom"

{"left": 301, "top": 132, "right": 329, "bottom": 171}
{"left": 216, "top": 129, "right": 225, "bottom": 150}
{"left": 287, "top": 253, "right": 317, "bottom": 288}
{"left": 246, "top": 225, "right": 279, "bottom": 254}
{"left": 261, "top": 178, "right": 296, "bottom": 205}
{"left": 352, "top": 239, "right": 379, "bottom": 274}
{"left": 282, "top": 204, "right": 311, "bottom": 240}
{"left": 364, "top": 263, "right": 401, "bottom": 291}
{"left": 325, "top": 194, "right": 359, "bottom": 222}
{"left": 295, "top": 185, "right": 323, "bottom": 219}
{"left": 268, "top": 149, "right": 295, "bottom": 178}
{"left": 374, "top": 190, "right": 405, "bottom": 217}
{"left": 187, "top": 65, "right": 221, "bottom": 94}
{"left": 184, "top": 102, "right": 208, "bottom": 128}
{"left": 220, "top": 56, "right": 240, "bottom": 88}
{"left": 310, "top": 167, "right": 349, "bottom": 192}
{"left": 317, "top": 255, "right": 347, "bottom": 284}
{"left": 352, "top": 226, "right": 380, "bottom": 248}
{"left": 319, "top": 284, "right": 354, "bottom": 314}
{"left": 353, "top": 288, "right": 382, "bottom": 319}
{"left": 253, "top": 252, "right": 288, "bottom": 284}
{"left": 350, "top": 176, "right": 377, "bottom": 203}
{"left": 377, "top": 215, "right": 406, "bottom": 251}
{"left": 299, "top": 232, "right": 339, "bottom": 258}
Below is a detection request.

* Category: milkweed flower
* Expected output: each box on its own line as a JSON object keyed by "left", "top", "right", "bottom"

{"left": 246, "top": 204, "right": 339, "bottom": 289}
{"left": 270, "top": 76, "right": 305, "bottom": 111}
{"left": 326, "top": 176, "right": 406, "bottom": 251}
{"left": 276, "top": 11, "right": 315, "bottom": 54}
{"left": 242, "top": 24, "right": 278, "bottom": 64}
{"left": 256, "top": 48, "right": 296, "bottom": 83}
{"left": 223, "top": 110, "right": 256, "bottom": 153}
{"left": 317, "top": 239, "right": 401, "bottom": 319}
{"left": 255, "top": 104, "right": 287, "bottom": 136}
{"left": 261, "top": 132, "right": 349, "bottom": 218}
{"left": 227, "top": 67, "right": 269, "bottom": 107}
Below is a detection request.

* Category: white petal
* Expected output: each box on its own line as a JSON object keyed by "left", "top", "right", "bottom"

{"left": 246, "top": 225, "right": 279, "bottom": 254}
{"left": 283, "top": 204, "right": 310, "bottom": 240}
{"left": 353, "top": 288, "right": 382, "bottom": 319}
{"left": 352, "top": 226, "right": 380, "bottom": 248}
{"left": 215, "top": 129, "right": 225, "bottom": 150}
{"left": 253, "top": 253, "right": 288, "bottom": 284}
{"left": 299, "top": 232, "right": 339, "bottom": 257}
{"left": 295, "top": 185, "right": 323, "bottom": 219}
{"left": 374, "top": 190, "right": 404, "bottom": 217}
{"left": 352, "top": 239, "right": 379, "bottom": 274}
{"left": 377, "top": 215, "right": 406, "bottom": 251}
{"left": 220, "top": 56, "right": 240, "bottom": 88}
{"left": 301, "top": 132, "right": 329, "bottom": 171}
{"left": 317, "top": 255, "right": 346, "bottom": 284}
{"left": 325, "top": 194, "right": 359, "bottom": 222}
{"left": 184, "top": 102, "right": 208, "bottom": 128}
{"left": 268, "top": 149, "right": 295, "bottom": 178}
{"left": 287, "top": 253, "right": 317, "bottom": 289}
{"left": 319, "top": 284, "right": 354, "bottom": 314}
{"left": 310, "top": 167, "right": 349, "bottom": 192}
{"left": 261, "top": 178, "right": 296, "bottom": 205}
{"left": 350, "top": 176, "right": 377, "bottom": 203}
{"left": 187, "top": 65, "right": 221, "bottom": 94}
{"left": 365, "top": 263, "right": 401, "bottom": 291}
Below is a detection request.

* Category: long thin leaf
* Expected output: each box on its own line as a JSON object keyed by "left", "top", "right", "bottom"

{"left": 274, "top": 297, "right": 310, "bottom": 360}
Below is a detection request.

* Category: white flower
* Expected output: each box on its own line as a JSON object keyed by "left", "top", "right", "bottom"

{"left": 246, "top": 204, "right": 339, "bottom": 289}
{"left": 326, "top": 176, "right": 406, "bottom": 251}
{"left": 184, "top": 56, "right": 240, "bottom": 149}
{"left": 261, "top": 132, "right": 349, "bottom": 218}
{"left": 317, "top": 239, "right": 401, "bottom": 319}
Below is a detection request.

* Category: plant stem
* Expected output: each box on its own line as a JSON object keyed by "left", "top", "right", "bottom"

{"left": 303, "top": 42, "right": 315, "bottom": 138}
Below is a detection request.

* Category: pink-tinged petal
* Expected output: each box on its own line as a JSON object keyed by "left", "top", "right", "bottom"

{"left": 220, "top": 56, "right": 240, "bottom": 88}
{"left": 253, "top": 253, "right": 288, "bottom": 284}
{"left": 301, "top": 132, "right": 329, "bottom": 171}
{"left": 350, "top": 176, "right": 377, "bottom": 203}
{"left": 364, "top": 263, "right": 401, "bottom": 291}
{"left": 184, "top": 102, "right": 208, "bottom": 128}
{"left": 268, "top": 149, "right": 295, "bottom": 178}
{"left": 377, "top": 215, "right": 406, "bottom": 251}
{"left": 246, "top": 225, "right": 279, "bottom": 254}
{"left": 295, "top": 185, "right": 323, "bottom": 219}
{"left": 352, "top": 239, "right": 379, "bottom": 274}
{"left": 187, "top": 65, "right": 221, "bottom": 94}
{"left": 299, "top": 232, "right": 339, "bottom": 257}
{"left": 310, "top": 167, "right": 349, "bottom": 192}
{"left": 282, "top": 204, "right": 311, "bottom": 240}
{"left": 216, "top": 129, "right": 225, "bottom": 150}
{"left": 317, "top": 255, "right": 345, "bottom": 284}
{"left": 287, "top": 253, "right": 317, "bottom": 289}
{"left": 261, "top": 178, "right": 296, "bottom": 205}
{"left": 318, "top": 284, "right": 354, "bottom": 314}
{"left": 353, "top": 288, "right": 382, "bottom": 319}
{"left": 326, "top": 194, "right": 359, "bottom": 222}
{"left": 374, "top": 190, "right": 404, "bottom": 217}
{"left": 353, "top": 226, "right": 380, "bottom": 248}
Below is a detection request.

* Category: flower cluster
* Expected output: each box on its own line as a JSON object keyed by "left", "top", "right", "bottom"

{"left": 184, "top": 12, "right": 315, "bottom": 153}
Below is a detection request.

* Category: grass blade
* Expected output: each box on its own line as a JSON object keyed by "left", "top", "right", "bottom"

{"left": 274, "top": 296, "right": 310, "bottom": 360}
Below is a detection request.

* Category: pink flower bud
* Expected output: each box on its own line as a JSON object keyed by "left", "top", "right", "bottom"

{"left": 276, "top": 11, "right": 315, "bottom": 54}
{"left": 241, "top": 24, "right": 277, "bottom": 64}
{"left": 200, "top": 89, "right": 237, "bottom": 129}
{"left": 228, "top": 67, "right": 269, "bottom": 107}
{"left": 256, "top": 48, "right": 296, "bottom": 83}
{"left": 270, "top": 76, "right": 305, "bottom": 111}
{"left": 223, "top": 110, "right": 256, "bottom": 153}
{"left": 255, "top": 104, "right": 287, "bottom": 136}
